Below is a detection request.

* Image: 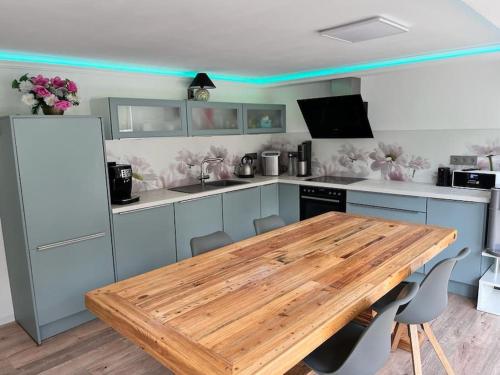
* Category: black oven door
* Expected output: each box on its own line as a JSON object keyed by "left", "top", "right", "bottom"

{"left": 300, "top": 195, "right": 345, "bottom": 220}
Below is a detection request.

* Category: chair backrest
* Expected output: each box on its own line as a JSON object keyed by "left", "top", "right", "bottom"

{"left": 336, "top": 282, "right": 419, "bottom": 375}
{"left": 190, "top": 231, "right": 233, "bottom": 256}
{"left": 254, "top": 215, "right": 286, "bottom": 235}
{"left": 396, "top": 247, "right": 470, "bottom": 325}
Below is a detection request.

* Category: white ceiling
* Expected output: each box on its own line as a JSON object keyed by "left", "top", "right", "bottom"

{"left": 0, "top": 0, "right": 498, "bottom": 76}
{"left": 463, "top": 0, "right": 500, "bottom": 28}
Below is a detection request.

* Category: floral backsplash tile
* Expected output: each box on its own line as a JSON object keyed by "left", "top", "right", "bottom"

{"left": 105, "top": 130, "right": 500, "bottom": 193}
{"left": 106, "top": 134, "right": 279, "bottom": 193}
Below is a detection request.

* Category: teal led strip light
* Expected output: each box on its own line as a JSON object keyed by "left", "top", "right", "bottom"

{"left": 1, "top": 44, "right": 499, "bottom": 85}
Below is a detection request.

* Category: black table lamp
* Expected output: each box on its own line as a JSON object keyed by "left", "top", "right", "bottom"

{"left": 188, "top": 73, "right": 216, "bottom": 101}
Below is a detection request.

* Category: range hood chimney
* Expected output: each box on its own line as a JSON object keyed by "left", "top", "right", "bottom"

{"left": 331, "top": 77, "right": 361, "bottom": 96}
{"left": 297, "top": 77, "right": 373, "bottom": 139}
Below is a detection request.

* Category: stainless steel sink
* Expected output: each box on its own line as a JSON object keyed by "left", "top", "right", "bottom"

{"left": 169, "top": 180, "right": 249, "bottom": 194}
{"left": 205, "top": 180, "right": 248, "bottom": 187}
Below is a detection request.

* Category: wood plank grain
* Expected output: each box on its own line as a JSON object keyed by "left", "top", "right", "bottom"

{"left": 86, "top": 212, "right": 456, "bottom": 375}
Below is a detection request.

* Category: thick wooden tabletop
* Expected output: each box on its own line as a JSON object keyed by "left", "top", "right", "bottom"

{"left": 85, "top": 212, "right": 456, "bottom": 375}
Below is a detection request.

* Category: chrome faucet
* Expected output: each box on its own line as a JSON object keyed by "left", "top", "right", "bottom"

{"left": 188, "top": 157, "right": 224, "bottom": 186}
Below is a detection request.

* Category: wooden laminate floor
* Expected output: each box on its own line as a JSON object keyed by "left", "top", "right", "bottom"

{"left": 1, "top": 294, "right": 498, "bottom": 375}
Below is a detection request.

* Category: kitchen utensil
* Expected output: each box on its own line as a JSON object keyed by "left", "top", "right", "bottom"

{"left": 297, "top": 161, "right": 307, "bottom": 177}
{"left": 287, "top": 152, "right": 297, "bottom": 176}
{"left": 236, "top": 155, "right": 254, "bottom": 178}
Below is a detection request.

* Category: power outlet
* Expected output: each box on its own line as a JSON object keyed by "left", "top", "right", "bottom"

{"left": 450, "top": 155, "right": 478, "bottom": 166}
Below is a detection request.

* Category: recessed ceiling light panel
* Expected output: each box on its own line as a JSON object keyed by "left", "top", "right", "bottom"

{"left": 319, "top": 17, "right": 409, "bottom": 43}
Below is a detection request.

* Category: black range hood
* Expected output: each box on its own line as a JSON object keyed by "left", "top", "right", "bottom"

{"left": 297, "top": 94, "right": 373, "bottom": 139}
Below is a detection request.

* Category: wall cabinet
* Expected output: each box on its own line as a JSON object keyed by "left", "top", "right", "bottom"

{"left": 279, "top": 184, "right": 300, "bottom": 224}
{"left": 260, "top": 184, "right": 280, "bottom": 217}
{"left": 426, "top": 198, "right": 487, "bottom": 287}
{"left": 174, "top": 195, "right": 224, "bottom": 260}
{"left": 243, "top": 104, "right": 286, "bottom": 134}
{"left": 0, "top": 116, "right": 114, "bottom": 343}
{"left": 93, "top": 98, "right": 286, "bottom": 138}
{"left": 187, "top": 101, "right": 243, "bottom": 136}
{"left": 112, "top": 204, "right": 177, "bottom": 281}
{"left": 92, "top": 97, "right": 188, "bottom": 139}
{"left": 223, "top": 187, "right": 262, "bottom": 241}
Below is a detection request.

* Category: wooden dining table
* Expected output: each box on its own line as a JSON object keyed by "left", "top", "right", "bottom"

{"left": 85, "top": 212, "right": 456, "bottom": 375}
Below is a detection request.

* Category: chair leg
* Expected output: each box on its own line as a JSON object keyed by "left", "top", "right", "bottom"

{"left": 408, "top": 324, "right": 423, "bottom": 375}
{"left": 421, "top": 322, "right": 455, "bottom": 375}
{"left": 391, "top": 322, "right": 406, "bottom": 352}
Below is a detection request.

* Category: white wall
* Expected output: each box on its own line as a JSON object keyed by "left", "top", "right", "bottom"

{"left": 361, "top": 58, "right": 500, "bottom": 131}
{"left": 268, "top": 57, "right": 500, "bottom": 133}
{"left": 0, "top": 63, "right": 270, "bottom": 116}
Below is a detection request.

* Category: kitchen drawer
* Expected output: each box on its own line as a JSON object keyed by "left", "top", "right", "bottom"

{"left": 346, "top": 203, "right": 427, "bottom": 224}
{"left": 347, "top": 191, "right": 427, "bottom": 212}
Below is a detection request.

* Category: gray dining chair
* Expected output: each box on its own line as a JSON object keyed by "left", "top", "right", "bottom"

{"left": 304, "top": 282, "right": 419, "bottom": 375}
{"left": 253, "top": 215, "right": 286, "bottom": 235}
{"left": 190, "top": 231, "right": 234, "bottom": 256}
{"left": 375, "top": 247, "right": 470, "bottom": 375}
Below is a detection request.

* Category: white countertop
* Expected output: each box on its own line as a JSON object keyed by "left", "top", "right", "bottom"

{"left": 112, "top": 175, "right": 491, "bottom": 214}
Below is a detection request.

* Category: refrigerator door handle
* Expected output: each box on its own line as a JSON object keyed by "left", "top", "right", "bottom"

{"left": 36, "top": 232, "right": 106, "bottom": 251}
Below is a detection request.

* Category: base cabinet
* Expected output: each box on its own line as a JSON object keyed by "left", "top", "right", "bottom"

{"left": 279, "top": 184, "right": 300, "bottom": 224}
{"left": 426, "top": 198, "right": 487, "bottom": 286}
{"left": 223, "top": 187, "right": 261, "bottom": 241}
{"left": 260, "top": 184, "right": 280, "bottom": 218}
{"left": 174, "top": 195, "right": 224, "bottom": 260}
{"left": 346, "top": 191, "right": 427, "bottom": 274}
{"left": 113, "top": 204, "right": 177, "bottom": 281}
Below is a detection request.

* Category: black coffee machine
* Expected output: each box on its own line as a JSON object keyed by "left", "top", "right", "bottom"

{"left": 108, "top": 162, "right": 140, "bottom": 205}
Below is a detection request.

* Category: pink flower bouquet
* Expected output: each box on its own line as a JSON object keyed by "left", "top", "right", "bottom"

{"left": 12, "top": 73, "right": 80, "bottom": 115}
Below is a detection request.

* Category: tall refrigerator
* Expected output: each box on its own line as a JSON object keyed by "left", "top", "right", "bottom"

{"left": 0, "top": 116, "right": 115, "bottom": 344}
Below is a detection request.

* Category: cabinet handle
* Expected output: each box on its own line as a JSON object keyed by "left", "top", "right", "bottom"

{"left": 301, "top": 195, "right": 340, "bottom": 203}
{"left": 117, "top": 203, "right": 172, "bottom": 214}
{"left": 348, "top": 202, "right": 422, "bottom": 214}
{"left": 36, "top": 232, "right": 106, "bottom": 251}
{"left": 178, "top": 195, "right": 214, "bottom": 204}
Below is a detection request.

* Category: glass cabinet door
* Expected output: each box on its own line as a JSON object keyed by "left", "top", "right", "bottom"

{"left": 243, "top": 104, "right": 286, "bottom": 134}
{"left": 109, "top": 98, "right": 187, "bottom": 139}
{"left": 187, "top": 101, "right": 243, "bottom": 136}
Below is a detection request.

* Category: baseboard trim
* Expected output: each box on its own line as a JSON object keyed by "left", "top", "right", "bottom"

{"left": 0, "top": 313, "right": 15, "bottom": 326}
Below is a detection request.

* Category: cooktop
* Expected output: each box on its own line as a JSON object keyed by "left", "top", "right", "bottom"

{"left": 305, "top": 176, "right": 367, "bottom": 185}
